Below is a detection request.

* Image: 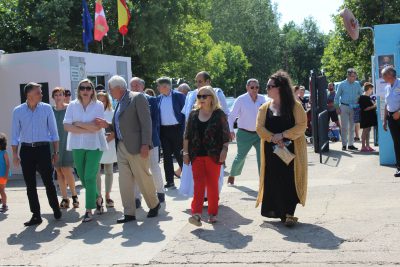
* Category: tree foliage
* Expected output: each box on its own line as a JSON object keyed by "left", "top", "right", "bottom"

{"left": 208, "top": 0, "right": 281, "bottom": 85}
{"left": 0, "top": 0, "right": 326, "bottom": 94}
{"left": 281, "top": 18, "right": 327, "bottom": 87}
{"left": 322, "top": 0, "right": 400, "bottom": 83}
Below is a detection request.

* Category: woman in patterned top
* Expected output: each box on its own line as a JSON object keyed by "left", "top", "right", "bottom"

{"left": 183, "top": 86, "right": 230, "bottom": 226}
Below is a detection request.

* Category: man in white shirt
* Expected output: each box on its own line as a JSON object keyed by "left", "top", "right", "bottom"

{"left": 182, "top": 71, "right": 229, "bottom": 117}
{"left": 179, "top": 71, "right": 228, "bottom": 197}
{"left": 227, "top": 79, "right": 266, "bottom": 185}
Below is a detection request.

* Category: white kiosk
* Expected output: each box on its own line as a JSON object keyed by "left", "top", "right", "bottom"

{"left": 0, "top": 49, "right": 132, "bottom": 172}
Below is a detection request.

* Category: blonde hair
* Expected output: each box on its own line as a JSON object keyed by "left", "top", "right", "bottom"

{"left": 194, "top": 86, "right": 221, "bottom": 111}
{"left": 97, "top": 91, "right": 112, "bottom": 111}
{"left": 76, "top": 79, "right": 96, "bottom": 103}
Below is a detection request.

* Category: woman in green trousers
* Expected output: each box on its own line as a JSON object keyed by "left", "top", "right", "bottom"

{"left": 63, "top": 79, "right": 108, "bottom": 222}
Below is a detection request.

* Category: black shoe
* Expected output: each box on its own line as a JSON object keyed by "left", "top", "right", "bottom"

{"left": 395, "top": 170, "right": 400, "bottom": 178}
{"left": 24, "top": 215, "right": 43, "bottom": 226}
{"left": 116, "top": 215, "right": 136, "bottom": 224}
{"left": 54, "top": 208, "right": 62, "bottom": 220}
{"left": 348, "top": 145, "right": 358, "bottom": 151}
{"left": 157, "top": 193, "right": 165, "bottom": 203}
{"left": 147, "top": 203, "right": 161, "bottom": 218}
{"left": 342, "top": 146, "right": 347, "bottom": 151}
{"left": 164, "top": 182, "right": 176, "bottom": 189}
{"left": 135, "top": 198, "right": 142, "bottom": 209}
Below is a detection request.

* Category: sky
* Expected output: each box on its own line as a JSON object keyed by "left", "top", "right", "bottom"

{"left": 272, "top": 0, "right": 344, "bottom": 33}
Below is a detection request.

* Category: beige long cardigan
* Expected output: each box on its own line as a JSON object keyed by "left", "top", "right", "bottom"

{"left": 255, "top": 101, "right": 308, "bottom": 207}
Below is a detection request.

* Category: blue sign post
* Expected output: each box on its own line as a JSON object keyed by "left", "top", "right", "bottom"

{"left": 374, "top": 24, "right": 400, "bottom": 165}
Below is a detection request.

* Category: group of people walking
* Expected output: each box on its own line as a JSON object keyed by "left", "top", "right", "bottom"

{"left": 4, "top": 69, "right": 310, "bottom": 228}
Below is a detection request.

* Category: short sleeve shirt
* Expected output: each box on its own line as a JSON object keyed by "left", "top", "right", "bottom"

{"left": 63, "top": 100, "right": 108, "bottom": 151}
{"left": 385, "top": 78, "right": 400, "bottom": 112}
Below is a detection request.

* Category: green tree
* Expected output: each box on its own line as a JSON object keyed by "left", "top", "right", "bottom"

{"left": 281, "top": 18, "right": 327, "bottom": 87}
{"left": 0, "top": 0, "right": 250, "bottom": 92}
{"left": 208, "top": 0, "right": 281, "bottom": 84}
{"left": 322, "top": 0, "right": 400, "bottom": 83}
{"left": 205, "top": 42, "right": 251, "bottom": 96}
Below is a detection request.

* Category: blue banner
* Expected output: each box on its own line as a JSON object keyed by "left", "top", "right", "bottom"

{"left": 82, "top": 0, "right": 94, "bottom": 52}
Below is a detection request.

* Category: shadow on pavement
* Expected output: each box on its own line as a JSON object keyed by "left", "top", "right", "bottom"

{"left": 115, "top": 210, "right": 173, "bottom": 247}
{"left": 231, "top": 185, "right": 258, "bottom": 201}
{"left": 164, "top": 187, "right": 191, "bottom": 201}
{"left": 7, "top": 214, "right": 62, "bottom": 251}
{"left": 190, "top": 205, "right": 253, "bottom": 249}
{"left": 0, "top": 212, "right": 8, "bottom": 221}
{"left": 260, "top": 221, "right": 345, "bottom": 250}
{"left": 321, "top": 149, "right": 353, "bottom": 167}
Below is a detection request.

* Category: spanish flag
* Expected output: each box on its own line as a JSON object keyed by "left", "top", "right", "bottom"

{"left": 117, "top": 0, "right": 131, "bottom": 36}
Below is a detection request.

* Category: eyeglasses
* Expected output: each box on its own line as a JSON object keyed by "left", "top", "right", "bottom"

{"left": 79, "top": 86, "right": 93, "bottom": 91}
{"left": 266, "top": 85, "right": 277, "bottom": 90}
{"left": 65, "top": 93, "right": 71, "bottom": 97}
{"left": 250, "top": 86, "right": 259, "bottom": 90}
{"left": 197, "top": 94, "right": 211, "bottom": 100}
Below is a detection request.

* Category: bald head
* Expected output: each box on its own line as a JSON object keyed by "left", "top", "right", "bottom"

{"left": 130, "top": 77, "right": 145, "bottom": 92}
{"left": 177, "top": 83, "right": 191, "bottom": 96}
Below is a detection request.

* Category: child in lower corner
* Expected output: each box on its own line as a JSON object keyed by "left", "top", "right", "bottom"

{"left": 0, "top": 133, "right": 10, "bottom": 212}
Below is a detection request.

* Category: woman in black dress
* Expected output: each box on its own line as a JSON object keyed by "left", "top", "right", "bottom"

{"left": 256, "top": 71, "right": 308, "bottom": 227}
{"left": 359, "top": 82, "right": 377, "bottom": 152}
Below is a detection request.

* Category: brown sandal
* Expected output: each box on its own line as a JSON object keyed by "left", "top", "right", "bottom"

{"left": 284, "top": 215, "right": 298, "bottom": 227}
{"left": 60, "top": 199, "right": 70, "bottom": 209}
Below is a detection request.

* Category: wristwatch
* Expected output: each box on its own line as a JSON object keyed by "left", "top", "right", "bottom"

{"left": 53, "top": 151, "right": 59, "bottom": 155}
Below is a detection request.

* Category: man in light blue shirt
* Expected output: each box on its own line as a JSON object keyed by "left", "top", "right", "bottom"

{"left": 11, "top": 82, "right": 61, "bottom": 226}
{"left": 157, "top": 77, "right": 186, "bottom": 189}
{"left": 334, "top": 68, "right": 363, "bottom": 151}
{"left": 382, "top": 66, "right": 400, "bottom": 177}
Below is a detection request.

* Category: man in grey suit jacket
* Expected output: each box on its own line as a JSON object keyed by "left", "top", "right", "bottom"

{"left": 96, "top": 75, "right": 160, "bottom": 223}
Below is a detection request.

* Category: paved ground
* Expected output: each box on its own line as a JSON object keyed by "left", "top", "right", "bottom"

{"left": 1, "top": 140, "right": 400, "bottom": 266}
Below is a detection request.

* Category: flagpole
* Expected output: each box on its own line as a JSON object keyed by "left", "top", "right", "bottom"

{"left": 123, "top": 35, "right": 125, "bottom": 47}
{"left": 101, "top": 40, "right": 104, "bottom": 53}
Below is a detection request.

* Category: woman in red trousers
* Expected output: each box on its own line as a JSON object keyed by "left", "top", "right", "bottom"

{"left": 183, "top": 86, "right": 231, "bottom": 226}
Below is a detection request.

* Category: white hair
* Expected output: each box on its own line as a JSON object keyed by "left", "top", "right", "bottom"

{"left": 109, "top": 75, "right": 127, "bottom": 90}
{"left": 130, "top": 77, "right": 145, "bottom": 86}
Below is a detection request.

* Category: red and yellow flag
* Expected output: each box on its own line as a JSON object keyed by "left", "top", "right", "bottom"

{"left": 117, "top": 0, "right": 131, "bottom": 36}
{"left": 94, "top": 0, "right": 109, "bottom": 41}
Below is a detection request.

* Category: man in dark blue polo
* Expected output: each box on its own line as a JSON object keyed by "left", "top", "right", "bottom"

{"left": 157, "top": 77, "right": 186, "bottom": 189}
{"left": 130, "top": 77, "right": 165, "bottom": 205}
{"left": 11, "top": 82, "right": 62, "bottom": 226}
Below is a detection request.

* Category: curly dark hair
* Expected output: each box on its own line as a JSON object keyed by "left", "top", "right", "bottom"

{"left": 269, "top": 70, "right": 296, "bottom": 120}
{"left": 0, "top": 132, "right": 7, "bottom": 151}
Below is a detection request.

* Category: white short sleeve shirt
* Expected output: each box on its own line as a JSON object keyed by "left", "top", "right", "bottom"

{"left": 63, "top": 99, "right": 108, "bottom": 151}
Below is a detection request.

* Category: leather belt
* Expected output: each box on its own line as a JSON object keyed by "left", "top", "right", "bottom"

{"left": 238, "top": 128, "right": 257, "bottom": 134}
{"left": 21, "top": 142, "right": 50, "bottom": 147}
{"left": 340, "top": 103, "right": 350, "bottom": 106}
{"left": 161, "top": 124, "right": 180, "bottom": 128}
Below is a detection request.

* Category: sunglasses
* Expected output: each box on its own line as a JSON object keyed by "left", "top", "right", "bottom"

{"left": 266, "top": 85, "right": 277, "bottom": 90}
{"left": 197, "top": 94, "right": 211, "bottom": 100}
{"left": 195, "top": 80, "right": 205, "bottom": 84}
{"left": 65, "top": 93, "right": 71, "bottom": 96}
{"left": 79, "top": 86, "right": 93, "bottom": 91}
{"left": 250, "top": 86, "right": 260, "bottom": 90}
